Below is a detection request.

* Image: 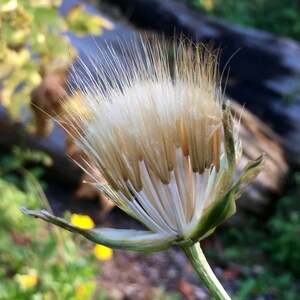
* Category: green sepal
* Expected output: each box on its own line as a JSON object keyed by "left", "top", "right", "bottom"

{"left": 187, "top": 154, "right": 265, "bottom": 241}
{"left": 188, "top": 187, "right": 237, "bottom": 241}
{"left": 20, "top": 207, "right": 176, "bottom": 253}
{"left": 173, "top": 239, "right": 195, "bottom": 247}
{"left": 232, "top": 154, "right": 266, "bottom": 200}
{"left": 223, "top": 101, "right": 235, "bottom": 169}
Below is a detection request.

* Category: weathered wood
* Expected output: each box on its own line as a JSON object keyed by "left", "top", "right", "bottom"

{"left": 231, "top": 101, "right": 289, "bottom": 212}
{"left": 0, "top": 115, "right": 82, "bottom": 184}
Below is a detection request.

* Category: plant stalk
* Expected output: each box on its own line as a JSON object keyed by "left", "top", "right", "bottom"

{"left": 183, "top": 242, "right": 231, "bottom": 300}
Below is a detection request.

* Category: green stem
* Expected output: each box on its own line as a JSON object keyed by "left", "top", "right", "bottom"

{"left": 183, "top": 242, "right": 231, "bottom": 300}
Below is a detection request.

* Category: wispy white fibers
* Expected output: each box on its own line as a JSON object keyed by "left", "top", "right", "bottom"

{"left": 63, "top": 36, "right": 240, "bottom": 239}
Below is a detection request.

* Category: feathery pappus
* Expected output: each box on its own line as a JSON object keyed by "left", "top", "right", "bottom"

{"left": 21, "top": 35, "right": 265, "bottom": 300}
{"left": 22, "top": 35, "right": 264, "bottom": 250}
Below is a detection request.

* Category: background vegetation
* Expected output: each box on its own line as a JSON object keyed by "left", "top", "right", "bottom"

{"left": 0, "top": 147, "right": 103, "bottom": 299}
{"left": 0, "top": 0, "right": 112, "bottom": 133}
{"left": 186, "top": 1, "right": 300, "bottom": 298}
{"left": 188, "top": 0, "right": 300, "bottom": 41}
{"left": 1, "top": 0, "right": 300, "bottom": 299}
{"left": 209, "top": 177, "right": 300, "bottom": 299}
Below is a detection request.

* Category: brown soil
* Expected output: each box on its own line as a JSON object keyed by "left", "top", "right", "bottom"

{"left": 97, "top": 246, "right": 210, "bottom": 300}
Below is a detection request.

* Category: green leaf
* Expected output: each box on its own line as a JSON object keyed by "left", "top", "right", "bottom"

{"left": 65, "top": 5, "right": 114, "bottom": 36}
{"left": 29, "top": 6, "right": 63, "bottom": 29}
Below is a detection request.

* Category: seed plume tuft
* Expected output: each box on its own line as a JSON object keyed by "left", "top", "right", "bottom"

{"left": 63, "top": 36, "right": 230, "bottom": 237}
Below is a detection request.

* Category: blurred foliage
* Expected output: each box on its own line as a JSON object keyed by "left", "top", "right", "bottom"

{"left": 0, "top": 146, "right": 105, "bottom": 299}
{"left": 187, "top": 0, "right": 300, "bottom": 41}
{"left": 0, "top": 147, "right": 178, "bottom": 299}
{"left": 66, "top": 4, "right": 114, "bottom": 36}
{"left": 282, "top": 83, "right": 300, "bottom": 105}
{"left": 264, "top": 195, "right": 300, "bottom": 277}
{"left": 207, "top": 171, "right": 300, "bottom": 299}
{"left": 0, "top": 0, "right": 113, "bottom": 131}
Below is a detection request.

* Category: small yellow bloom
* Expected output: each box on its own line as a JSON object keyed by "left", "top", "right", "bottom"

{"left": 75, "top": 284, "right": 86, "bottom": 297}
{"left": 202, "top": 0, "right": 215, "bottom": 11}
{"left": 94, "top": 244, "right": 113, "bottom": 260}
{"left": 75, "top": 282, "right": 95, "bottom": 299}
{"left": 71, "top": 214, "right": 95, "bottom": 229}
{"left": 15, "top": 269, "right": 38, "bottom": 290}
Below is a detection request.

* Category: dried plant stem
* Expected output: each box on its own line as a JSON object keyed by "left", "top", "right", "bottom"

{"left": 183, "top": 243, "right": 231, "bottom": 300}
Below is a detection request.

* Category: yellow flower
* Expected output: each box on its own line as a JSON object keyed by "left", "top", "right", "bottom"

{"left": 202, "top": 0, "right": 215, "bottom": 11}
{"left": 71, "top": 214, "right": 95, "bottom": 229}
{"left": 75, "top": 282, "right": 96, "bottom": 299}
{"left": 94, "top": 244, "right": 113, "bottom": 260}
{"left": 15, "top": 269, "right": 38, "bottom": 290}
{"left": 75, "top": 284, "right": 86, "bottom": 297}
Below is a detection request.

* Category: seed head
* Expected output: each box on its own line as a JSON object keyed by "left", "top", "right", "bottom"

{"left": 22, "top": 36, "right": 264, "bottom": 250}
{"left": 64, "top": 37, "right": 234, "bottom": 238}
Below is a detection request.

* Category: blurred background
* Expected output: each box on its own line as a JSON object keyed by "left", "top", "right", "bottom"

{"left": 1, "top": 0, "right": 300, "bottom": 299}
